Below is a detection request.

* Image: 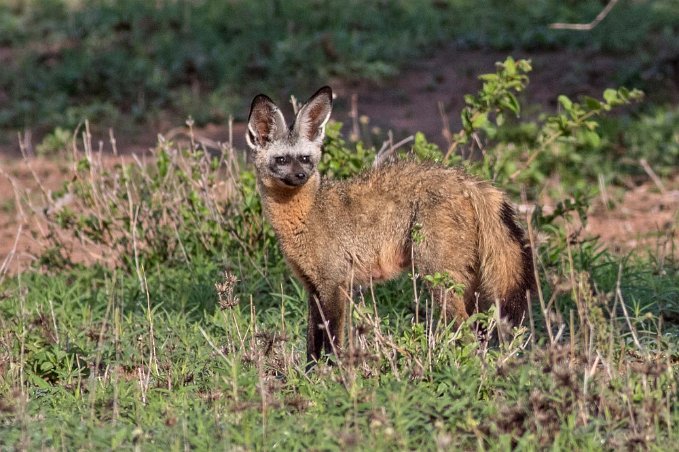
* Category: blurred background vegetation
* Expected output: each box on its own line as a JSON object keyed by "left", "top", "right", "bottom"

{"left": 0, "top": 0, "right": 677, "bottom": 136}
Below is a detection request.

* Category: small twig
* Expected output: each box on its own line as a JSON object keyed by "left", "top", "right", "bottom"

{"left": 228, "top": 114, "right": 233, "bottom": 151}
{"left": 350, "top": 93, "right": 360, "bottom": 141}
{"left": 0, "top": 224, "right": 23, "bottom": 285}
{"left": 141, "top": 268, "right": 158, "bottom": 375}
{"left": 522, "top": 188, "right": 549, "bottom": 345}
{"left": 18, "top": 134, "right": 52, "bottom": 206}
{"left": 411, "top": 242, "right": 420, "bottom": 325}
{"left": 615, "top": 263, "right": 643, "bottom": 351}
{"left": 48, "top": 298, "right": 61, "bottom": 345}
{"left": 290, "top": 95, "right": 300, "bottom": 115}
{"left": 471, "top": 132, "right": 485, "bottom": 159}
{"left": 109, "top": 128, "right": 118, "bottom": 156}
{"left": 597, "top": 174, "right": 611, "bottom": 210}
{"left": 18, "top": 130, "right": 33, "bottom": 157}
{"left": 526, "top": 290, "right": 535, "bottom": 348}
{"left": 172, "top": 222, "right": 191, "bottom": 267}
{"left": 550, "top": 0, "right": 619, "bottom": 30}
{"left": 0, "top": 166, "right": 27, "bottom": 220}
{"left": 125, "top": 176, "right": 143, "bottom": 290}
{"left": 373, "top": 135, "right": 414, "bottom": 168}
{"left": 438, "top": 101, "right": 452, "bottom": 147}
{"left": 639, "top": 158, "right": 666, "bottom": 193}
{"left": 199, "top": 326, "right": 232, "bottom": 364}
{"left": 137, "top": 366, "right": 150, "bottom": 405}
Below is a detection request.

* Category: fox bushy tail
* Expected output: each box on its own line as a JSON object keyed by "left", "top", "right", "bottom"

{"left": 472, "top": 185, "right": 535, "bottom": 324}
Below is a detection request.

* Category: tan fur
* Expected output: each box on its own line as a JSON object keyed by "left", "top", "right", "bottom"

{"left": 247, "top": 87, "right": 535, "bottom": 366}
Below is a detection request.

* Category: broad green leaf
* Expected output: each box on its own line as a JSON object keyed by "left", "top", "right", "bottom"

{"left": 583, "top": 96, "right": 602, "bottom": 111}
{"left": 603, "top": 88, "right": 618, "bottom": 104}
{"left": 558, "top": 95, "right": 572, "bottom": 111}
{"left": 471, "top": 112, "right": 488, "bottom": 129}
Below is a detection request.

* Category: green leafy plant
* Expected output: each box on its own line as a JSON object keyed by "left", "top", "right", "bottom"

{"left": 437, "top": 57, "right": 644, "bottom": 189}
{"left": 36, "top": 127, "right": 72, "bottom": 156}
{"left": 319, "top": 121, "right": 375, "bottom": 179}
{"left": 451, "top": 57, "right": 532, "bottom": 155}
{"left": 423, "top": 272, "right": 466, "bottom": 297}
{"left": 41, "top": 131, "right": 260, "bottom": 273}
{"left": 25, "top": 342, "right": 88, "bottom": 387}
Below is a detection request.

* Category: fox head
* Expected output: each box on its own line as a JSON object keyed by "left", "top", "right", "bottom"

{"left": 247, "top": 86, "right": 333, "bottom": 189}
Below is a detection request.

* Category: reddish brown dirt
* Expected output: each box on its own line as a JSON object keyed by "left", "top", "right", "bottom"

{"left": 0, "top": 47, "right": 677, "bottom": 275}
{"left": 586, "top": 175, "right": 679, "bottom": 256}
{"left": 0, "top": 155, "right": 138, "bottom": 275}
{"left": 0, "top": 158, "right": 71, "bottom": 274}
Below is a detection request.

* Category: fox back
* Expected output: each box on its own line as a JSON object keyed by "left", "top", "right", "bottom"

{"left": 247, "top": 86, "right": 535, "bottom": 366}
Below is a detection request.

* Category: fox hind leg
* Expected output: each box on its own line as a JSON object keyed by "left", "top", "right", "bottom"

{"left": 413, "top": 216, "right": 480, "bottom": 328}
{"left": 423, "top": 270, "right": 477, "bottom": 328}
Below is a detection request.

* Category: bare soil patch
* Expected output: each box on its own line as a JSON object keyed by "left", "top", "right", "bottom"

{"left": 586, "top": 175, "right": 679, "bottom": 257}
{"left": 0, "top": 157, "right": 70, "bottom": 274}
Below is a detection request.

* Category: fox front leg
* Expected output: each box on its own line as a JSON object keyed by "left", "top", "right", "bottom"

{"left": 306, "top": 287, "right": 347, "bottom": 369}
{"left": 306, "top": 292, "right": 324, "bottom": 368}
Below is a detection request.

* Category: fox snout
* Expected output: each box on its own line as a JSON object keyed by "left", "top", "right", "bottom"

{"left": 268, "top": 154, "right": 314, "bottom": 187}
{"left": 281, "top": 164, "right": 309, "bottom": 187}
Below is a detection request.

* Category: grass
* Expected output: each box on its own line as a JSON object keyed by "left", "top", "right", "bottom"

{"left": 0, "top": 241, "right": 677, "bottom": 449}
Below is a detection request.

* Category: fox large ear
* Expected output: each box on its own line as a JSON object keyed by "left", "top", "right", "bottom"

{"left": 247, "top": 94, "right": 288, "bottom": 149}
{"left": 293, "top": 86, "right": 333, "bottom": 144}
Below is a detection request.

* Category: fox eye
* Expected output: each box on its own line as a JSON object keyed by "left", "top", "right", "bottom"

{"left": 275, "top": 156, "right": 288, "bottom": 165}
{"left": 299, "top": 155, "right": 311, "bottom": 164}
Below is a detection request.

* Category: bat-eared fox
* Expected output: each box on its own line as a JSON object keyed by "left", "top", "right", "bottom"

{"left": 246, "top": 86, "right": 534, "bottom": 367}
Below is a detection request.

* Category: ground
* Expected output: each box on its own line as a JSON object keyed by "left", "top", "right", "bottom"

{"left": 0, "top": 47, "right": 677, "bottom": 274}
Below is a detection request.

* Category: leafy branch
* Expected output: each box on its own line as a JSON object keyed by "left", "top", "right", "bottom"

{"left": 511, "top": 87, "right": 644, "bottom": 180}
{"left": 444, "top": 57, "right": 532, "bottom": 161}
